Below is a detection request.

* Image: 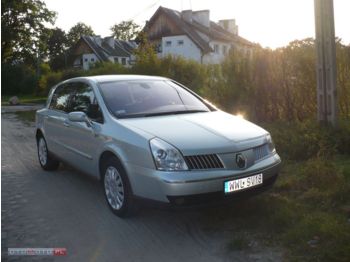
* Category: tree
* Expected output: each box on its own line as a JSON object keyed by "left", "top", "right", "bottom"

{"left": 48, "top": 28, "right": 68, "bottom": 57}
{"left": 110, "top": 20, "right": 140, "bottom": 41}
{"left": 1, "top": 0, "right": 56, "bottom": 64}
{"left": 67, "top": 22, "right": 94, "bottom": 47}
{"left": 47, "top": 27, "right": 69, "bottom": 70}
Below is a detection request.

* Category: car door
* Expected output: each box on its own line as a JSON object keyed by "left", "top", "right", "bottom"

{"left": 60, "top": 81, "right": 104, "bottom": 176}
{"left": 44, "top": 83, "right": 74, "bottom": 159}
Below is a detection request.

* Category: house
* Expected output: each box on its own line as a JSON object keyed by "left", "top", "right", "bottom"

{"left": 70, "top": 36, "right": 137, "bottom": 70}
{"left": 143, "top": 6, "right": 255, "bottom": 64}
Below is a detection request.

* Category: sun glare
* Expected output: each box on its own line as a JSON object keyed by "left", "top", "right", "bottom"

{"left": 235, "top": 113, "right": 245, "bottom": 119}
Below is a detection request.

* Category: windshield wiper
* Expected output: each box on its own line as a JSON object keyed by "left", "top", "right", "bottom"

{"left": 144, "top": 110, "right": 208, "bottom": 117}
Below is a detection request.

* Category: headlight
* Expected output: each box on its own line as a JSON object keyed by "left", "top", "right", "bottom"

{"left": 150, "top": 138, "right": 188, "bottom": 171}
{"left": 266, "top": 134, "right": 276, "bottom": 153}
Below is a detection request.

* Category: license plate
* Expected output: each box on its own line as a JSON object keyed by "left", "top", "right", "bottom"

{"left": 224, "top": 173, "right": 263, "bottom": 193}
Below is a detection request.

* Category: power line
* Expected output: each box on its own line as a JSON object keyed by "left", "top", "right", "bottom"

{"left": 128, "top": 0, "right": 162, "bottom": 21}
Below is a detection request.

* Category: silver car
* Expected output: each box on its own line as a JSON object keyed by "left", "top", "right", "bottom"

{"left": 36, "top": 75, "right": 281, "bottom": 217}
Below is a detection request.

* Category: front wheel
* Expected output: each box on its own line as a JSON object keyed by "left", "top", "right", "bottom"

{"left": 37, "top": 136, "right": 59, "bottom": 171}
{"left": 102, "top": 157, "right": 135, "bottom": 217}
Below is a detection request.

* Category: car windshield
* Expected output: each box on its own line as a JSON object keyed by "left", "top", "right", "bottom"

{"left": 98, "top": 80, "right": 211, "bottom": 118}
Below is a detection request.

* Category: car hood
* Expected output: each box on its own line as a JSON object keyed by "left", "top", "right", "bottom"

{"left": 120, "top": 111, "right": 268, "bottom": 155}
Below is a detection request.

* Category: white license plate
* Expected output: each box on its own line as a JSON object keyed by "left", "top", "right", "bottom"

{"left": 224, "top": 173, "right": 263, "bottom": 193}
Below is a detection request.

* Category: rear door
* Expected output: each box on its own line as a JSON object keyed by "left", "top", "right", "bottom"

{"left": 44, "top": 83, "right": 74, "bottom": 159}
{"left": 60, "top": 81, "right": 104, "bottom": 176}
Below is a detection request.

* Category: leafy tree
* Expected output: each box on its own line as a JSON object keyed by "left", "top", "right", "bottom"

{"left": 1, "top": 0, "right": 56, "bottom": 64}
{"left": 132, "top": 32, "right": 160, "bottom": 74}
{"left": 110, "top": 20, "right": 140, "bottom": 41}
{"left": 47, "top": 27, "right": 68, "bottom": 70}
{"left": 67, "top": 22, "right": 94, "bottom": 47}
{"left": 48, "top": 28, "right": 68, "bottom": 57}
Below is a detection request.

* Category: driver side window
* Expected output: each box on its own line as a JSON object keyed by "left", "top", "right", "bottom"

{"left": 70, "top": 82, "right": 103, "bottom": 123}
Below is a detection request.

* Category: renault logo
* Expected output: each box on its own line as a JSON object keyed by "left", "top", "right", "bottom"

{"left": 236, "top": 153, "right": 246, "bottom": 168}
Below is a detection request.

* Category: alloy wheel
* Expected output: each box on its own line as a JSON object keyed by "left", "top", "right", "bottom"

{"left": 38, "top": 138, "right": 48, "bottom": 166}
{"left": 104, "top": 166, "right": 125, "bottom": 210}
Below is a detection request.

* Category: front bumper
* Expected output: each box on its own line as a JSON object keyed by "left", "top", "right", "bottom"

{"left": 166, "top": 173, "right": 278, "bottom": 206}
{"left": 126, "top": 153, "right": 281, "bottom": 203}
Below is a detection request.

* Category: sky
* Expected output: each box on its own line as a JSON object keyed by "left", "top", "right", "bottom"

{"left": 44, "top": 0, "right": 350, "bottom": 49}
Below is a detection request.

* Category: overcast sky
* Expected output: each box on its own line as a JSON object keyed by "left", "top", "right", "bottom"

{"left": 44, "top": 0, "right": 349, "bottom": 48}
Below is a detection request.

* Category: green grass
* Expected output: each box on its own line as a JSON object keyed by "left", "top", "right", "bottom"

{"left": 227, "top": 234, "right": 251, "bottom": 250}
{"left": 202, "top": 156, "right": 350, "bottom": 261}
{"left": 1, "top": 95, "right": 47, "bottom": 105}
{"left": 14, "top": 110, "right": 36, "bottom": 123}
{"left": 201, "top": 119, "right": 350, "bottom": 261}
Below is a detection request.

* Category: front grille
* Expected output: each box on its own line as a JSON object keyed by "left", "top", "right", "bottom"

{"left": 254, "top": 144, "right": 270, "bottom": 162}
{"left": 185, "top": 154, "right": 224, "bottom": 170}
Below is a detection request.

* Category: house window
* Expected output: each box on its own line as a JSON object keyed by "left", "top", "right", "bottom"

{"left": 222, "top": 45, "right": 227, "bottom": 55}
{"left": 165, "top": 41, "right": 172, "bottom": 47}
{"left": 177, "top": 40, "right": 184, "bottom": 46}
{"left": 91, "top": 58, "right": 95, "bottom": 62}
{"left": 84, "top": 58, "right": 88, "bottom": 62}
{"left": 114, "top": 57, "right": 119, "bottom": 63}
{"left": 121, "top": 58, "right": 126, "bottom": 65}
{"left": 156, "top": 43, "right": 162, "bottom": 53}
{"left": 214, "top": 44, "right": 219, "bottom": 54}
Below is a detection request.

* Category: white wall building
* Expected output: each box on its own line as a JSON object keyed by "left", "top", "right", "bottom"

{"left": 145, "top": 7, "right": 255, "bottom": 64}
{"left": 71, "top": 36, "right": 137, "bottom": 70}
{"left": 160, "top": 35, "right": 202, "bottom": 61}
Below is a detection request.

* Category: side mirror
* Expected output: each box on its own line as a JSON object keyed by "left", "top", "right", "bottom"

{"left": 68, "top": 111, "right": 92, "bottom": 127}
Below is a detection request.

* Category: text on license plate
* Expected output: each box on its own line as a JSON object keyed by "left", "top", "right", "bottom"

{"left": 224, "top": 173, "right": 263, "bottom": 193}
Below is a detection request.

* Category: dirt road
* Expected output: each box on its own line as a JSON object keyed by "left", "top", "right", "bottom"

{"left": 1, "top": 113, "right": 282, "bottom": 262}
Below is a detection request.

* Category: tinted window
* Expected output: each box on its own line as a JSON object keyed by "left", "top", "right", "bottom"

{"left": 70, "top": 82, "right": 103, "bottom": 123}
{"left": 49, "top": 84, "right": 74, "bottom": 112}
{"left": 99, "top": 80, "right": 210, "bottom": 118}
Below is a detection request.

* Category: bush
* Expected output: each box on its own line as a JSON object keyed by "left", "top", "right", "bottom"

{"left": 38, "top": 71, "right": 63, "bottom": 95}
{"left": 2, "top": 63, "right": 38, "bottom": 95}
{"left": 88, "top": 62, "right": 127, "bottom": 76}
{"left": 262, "top": 120, "right": 350, "bottom": 161}
{"left": 159, "top": 56, "right": 207, "bottom": 94}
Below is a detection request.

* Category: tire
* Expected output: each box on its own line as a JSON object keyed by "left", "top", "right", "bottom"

{"left": 102, "top": 156, "right": 135, "bottom": 217}
{"left": 37, "top": 136, "right": 60, "bottom": 171}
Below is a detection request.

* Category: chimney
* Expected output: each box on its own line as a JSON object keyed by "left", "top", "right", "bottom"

{"left": 181, "top": 10, "right": 192, "bottom": 23}
{"left": 218, "top": 19, "right": 238, "bottom": 35}
{"left": 192, "top": 10, "right": 210, "bottom": 28}
{"left": 105, "top": 37, "right": 114, "bottom": 48}
{"left": 94, "top": 35, "right": 102, "bottom": 45}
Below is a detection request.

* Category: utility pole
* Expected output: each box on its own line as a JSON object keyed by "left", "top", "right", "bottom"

{"left": 314, "top": 0, "right": 338, "bottom": 126}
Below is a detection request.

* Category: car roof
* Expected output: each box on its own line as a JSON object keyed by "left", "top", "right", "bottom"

{"left": 69, "top": 75, "right": 169, "bottom": 84}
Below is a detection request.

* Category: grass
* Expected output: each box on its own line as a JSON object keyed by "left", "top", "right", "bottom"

{"left": 1, "top": 95, "right": 47, "bottom": 105}
{"left": 200, "top": 120, "right": 350, "bottom": 261}
{"left": 202, "top": 156, "right": 350, "bottom": 261}
{"left": 13, "top": 110, "right": 36, "bottom": 123}
{"left": 228, "top": 234, "right": 251, "bottom": 250}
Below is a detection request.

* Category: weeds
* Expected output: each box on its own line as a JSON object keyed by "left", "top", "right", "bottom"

{"left": 220, "top": 121, "right": 350, "bottom": 261}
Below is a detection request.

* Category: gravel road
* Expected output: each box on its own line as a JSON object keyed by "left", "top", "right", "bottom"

{"left": 1, "top": 113, "right": 282, "bottom": 262}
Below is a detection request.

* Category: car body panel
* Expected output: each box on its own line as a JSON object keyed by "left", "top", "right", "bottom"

{"left": 121, "top": 111, "right": 268, "bottom": 154}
